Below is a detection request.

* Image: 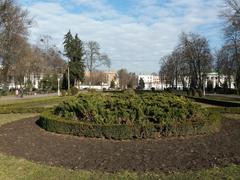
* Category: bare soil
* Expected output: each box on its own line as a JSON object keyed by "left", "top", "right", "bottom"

{"left": 0, "top": 117, "right": 239, "bottom": 173}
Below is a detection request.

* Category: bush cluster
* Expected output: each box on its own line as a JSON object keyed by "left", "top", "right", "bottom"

{"left": 38, "top": 92, "right": 221, "bottom": 139}
{"left": 54, "top": 92, "right": 211, "bottom": 126}
{"left": 39, "top": 109, "right": 220, "bottom": 140}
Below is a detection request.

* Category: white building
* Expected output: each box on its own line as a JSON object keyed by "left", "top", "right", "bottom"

{"left": 205, "top": 72, "right": 235, "bottom": 89}
{"left": 138, "top": 74, "right": 163, "bottom": 90}
{"left": 138, "top": 72, "right": 236, "bottom": 90}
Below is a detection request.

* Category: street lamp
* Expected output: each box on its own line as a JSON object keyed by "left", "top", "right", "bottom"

{"left": 202, "top": 74, "right": 207, "bottom": 96}
{"left": 57, "top": 77, "right": 60, "bottom": 96}
{"left": 67, "top": 58, "right": 70, "bottom": 91}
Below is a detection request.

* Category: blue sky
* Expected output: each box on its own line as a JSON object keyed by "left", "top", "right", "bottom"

{"left": 20, "top": 0, "right": 225, "bottom": 74}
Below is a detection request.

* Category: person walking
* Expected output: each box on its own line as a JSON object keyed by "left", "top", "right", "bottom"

{"left": 15, "top": 89, "right": 19, "bottom": 97}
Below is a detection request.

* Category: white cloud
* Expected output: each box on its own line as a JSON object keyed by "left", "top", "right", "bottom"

{"left": 23, "top": 0, "right": 224, "bottom": 73}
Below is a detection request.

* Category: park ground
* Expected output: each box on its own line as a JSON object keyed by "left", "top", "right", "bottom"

{"left": 0, "top": 94, "right": 239, "bottom": 179}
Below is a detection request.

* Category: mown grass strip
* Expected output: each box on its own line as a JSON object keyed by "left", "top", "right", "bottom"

{"left": 0, "top": 153, "right": 239, "bottom": 180}
{"left": 0, "top": 113, "right": 38, "bottom": 127}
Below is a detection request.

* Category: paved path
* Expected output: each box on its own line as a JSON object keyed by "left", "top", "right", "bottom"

{"left": 0, "top": 117, "right": 239, "bottom": 172}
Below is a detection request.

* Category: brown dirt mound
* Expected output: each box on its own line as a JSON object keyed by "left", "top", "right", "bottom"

{"left": 0, "top": 117, "right": 239, "bottom": 172}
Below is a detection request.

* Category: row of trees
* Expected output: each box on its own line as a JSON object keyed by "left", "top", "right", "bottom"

{"left": 0, "top": 1, "right": 111, "bottom": 91}
{"left": 0, "top": 0, "right": 66, "bottom": 90}
{"left": 216, "top": 0, "right": 240, "bottom": 93}
{"left": 160, "top": 33, "right": 212, "bottom": 90}
{"left": 159, "top": 0, "right": 240, "bottom": 94}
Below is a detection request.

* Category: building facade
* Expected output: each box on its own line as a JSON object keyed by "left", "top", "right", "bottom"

{"left": 138, "top": 72, "right": 236, "bottom": 90}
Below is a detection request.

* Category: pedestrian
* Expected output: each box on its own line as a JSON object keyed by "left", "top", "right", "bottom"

{"left": 15, "top": 89, "right": 19, "bottom": 97}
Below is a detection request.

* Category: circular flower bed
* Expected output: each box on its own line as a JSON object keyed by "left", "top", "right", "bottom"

{"left": 38, "top": 91, "right": 221, "bottom": 140}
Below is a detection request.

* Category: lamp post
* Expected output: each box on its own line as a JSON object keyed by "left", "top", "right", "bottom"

{"left": 67, "top": 58, "right": 70, "bottom": 91}
{"left": 202, "top": 74, "right": 206, "bottom": 96}
{"left": 57, "top": 77, "right": 60, "bottom": 96}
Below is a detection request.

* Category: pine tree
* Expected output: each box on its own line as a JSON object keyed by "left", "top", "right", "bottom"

{"left": 63, "top": 30, "right": 73, "bottom": 59}
{"left": 110, "top": 80, "right": 115, "bottom": 89}
{"left": 139, "top": 78, "right": 145, "bottom": 90}
{"left": 63, "top": 31, "right": 85, "bottom": 89}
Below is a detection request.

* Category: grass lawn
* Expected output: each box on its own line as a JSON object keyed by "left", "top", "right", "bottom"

{"left": 0, "top": 114, "right": 38, "bottom": 127}
{"left": 0, "top": 95, "right": 70, "bottom": 106}
{"left": 0, "top": 153, "right": 239, "bottom": 180}
{"left": 222, "top": 113, "right": 240, "bottom": 120}
{"left": 194, "top": 102, "right": 219, "bottom": 108}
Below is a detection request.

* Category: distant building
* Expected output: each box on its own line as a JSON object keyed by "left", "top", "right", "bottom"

{"left": 79, "top": 70, "right": 118, "bottom": 90}
{"left": 138, "top": 72, "right": 236, "bottom": 90}
{"left": 138, "top": 74, "right": 163, "bottom": 90}
{"left": 4, "top": 74, "right": 43, "bottom": 90}
{"left": 206, "top": 72, "right": 235, "bottom": 89}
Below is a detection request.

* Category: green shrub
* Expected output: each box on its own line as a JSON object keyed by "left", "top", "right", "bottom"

{"left": 124, "top": 88, "right": 136, "bottom": 95}
{"left": 0, "top": 90, "right": 8, "bottom": 96}
{"left": 88, "top": 89, "right": 96, "bottom": 93}
{"left": 38, "top": 92, "right": 221, "bottom": 140}
{"left": 191, "top": 88, "right": 196, "bottom": 96}
{"left": 54, "top": 92, "right": 216, "bottom": 126}
{"left": 70, "top": 87, "right": 79, "bottom": 96}
{"left": 38, "top": 109, "right": 220, "bottom": 140}
{"left": 197, "top": 89, "right": 203, "bottom": 97}
{"left": 61, "top": 90, "right": 67, "bottom": 96}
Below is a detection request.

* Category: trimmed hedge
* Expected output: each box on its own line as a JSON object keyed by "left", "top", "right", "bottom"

{"left": 38, "top": 110, "right": 221, "bottom": 140}
{"left": 207, "top": 106, "right": 240, "bottom": 114}
{"left": 188, "top": 96, "right": 240, "bottom": 107}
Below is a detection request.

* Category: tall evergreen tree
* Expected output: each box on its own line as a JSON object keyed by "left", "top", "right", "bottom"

{"left": 139, "top": 78, "right": 145, "bottom": 90}
{"left": 63, "top": 31, "right": 85, "bottom": 89}
{"left": 110, "top": 80, "right": 115, "bottom": 89}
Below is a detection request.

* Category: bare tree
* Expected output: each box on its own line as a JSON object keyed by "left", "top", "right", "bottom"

{"left": 127, "top": 72, "right": 138, "bottom": 89}
{"left": 216, "top": 45, "right": 235, "bottom": 88}
{"left": 159, "top": 32, "right": 213, "bottom": 90}
{"left": 84, "top": 70, "right": 107, "bottom": 85}
{"left": 85, "top": 41, "right": 111, "bottom": 86}
{"left": 0, "top": 0, "right": 32, "bottom": 83}
{"left": 159, "top": 55, "right": 176, "bottom": 88}
{"left": 117, "top": 69, "right": 129, "bottom": 89}
{"left": 220, "top": 0, "right": 240, "bottom": 93}
{"left": 180, "top": 32, "right": 213, "bottom": 89}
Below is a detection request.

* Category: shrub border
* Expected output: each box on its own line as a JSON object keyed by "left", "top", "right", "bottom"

{"left": 207, "top": 106, "right": 240, "bottom": 114}
{"left": 184, "top": 96, "right": 240, "bottom": 107}
{"left": 38, "top": 111, "right": 221, "bottom": 140}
